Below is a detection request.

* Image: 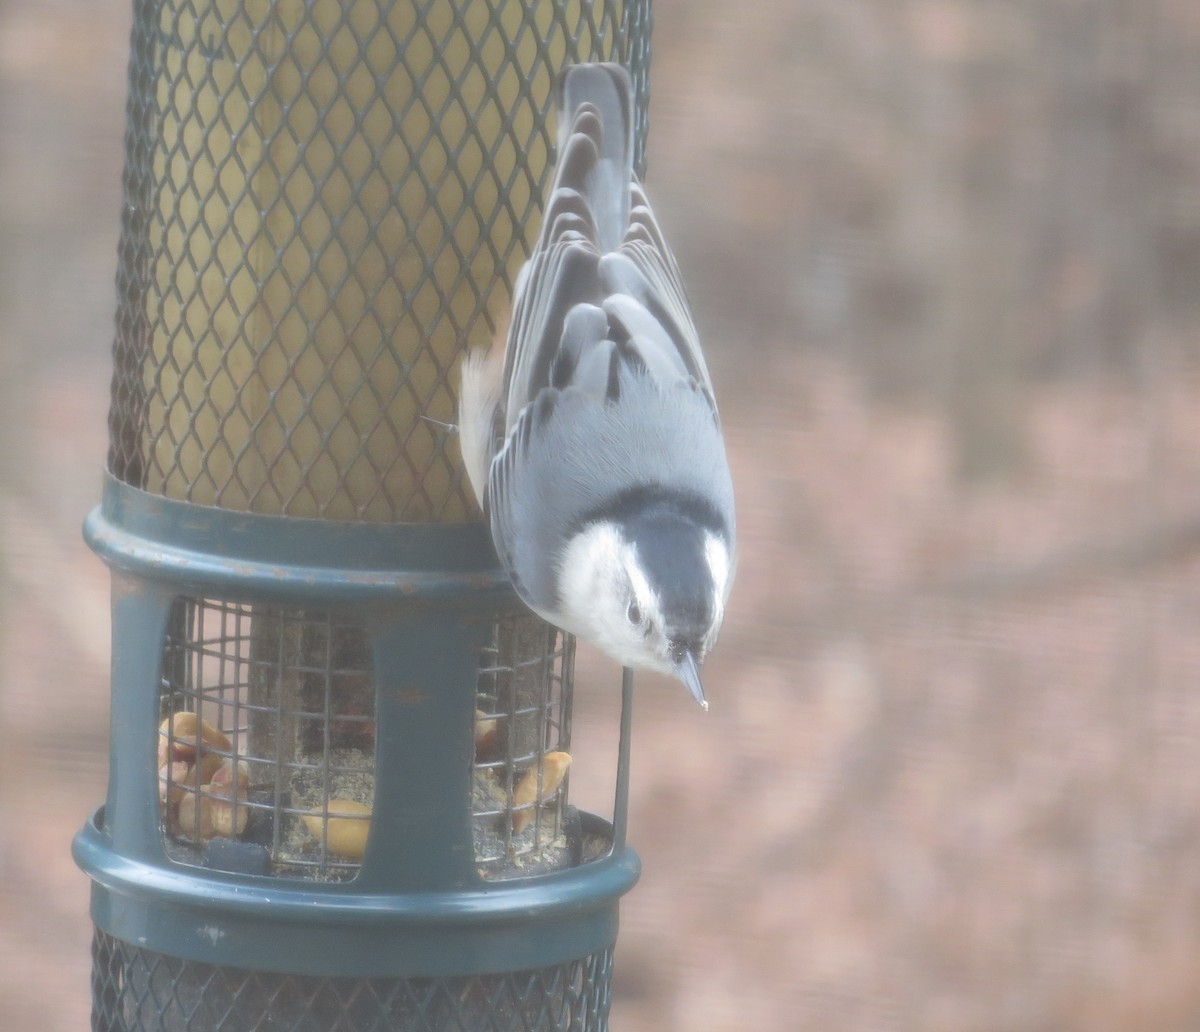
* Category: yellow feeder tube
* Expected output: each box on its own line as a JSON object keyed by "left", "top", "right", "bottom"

{"left": 143, "top": 0, "right": 603, "bottom": 521}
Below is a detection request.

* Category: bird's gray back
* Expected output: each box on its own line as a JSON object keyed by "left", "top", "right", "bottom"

{"left": 488, "top": 371, "right": 734, "bottom": 614}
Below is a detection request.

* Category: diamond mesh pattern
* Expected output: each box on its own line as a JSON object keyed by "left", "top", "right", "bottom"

{"left": 92, "top": 929, "right": 615, "bottom": 1031}
{"left": 108, "top": 0, "right": 651, "bottom": 521}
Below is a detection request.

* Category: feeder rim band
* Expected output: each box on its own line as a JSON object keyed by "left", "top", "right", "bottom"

{"left": 84, "top": 474, "right": 519, "bottom": 606}
{"left": 74, "top": 809, "right": 641, "bottom": 930}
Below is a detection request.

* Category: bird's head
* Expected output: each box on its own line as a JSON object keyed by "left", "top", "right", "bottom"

{"left": 555, "top": 490, "right": 733, "bottom": 707}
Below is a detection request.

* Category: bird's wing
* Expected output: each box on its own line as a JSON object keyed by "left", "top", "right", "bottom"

{"left": 501, "top": 237, "right": 601, "bottom": 428}
{"left": 500, "top": 65, "right": 629, "bottom": 425}
{"left": 598, "top": 180, "right": 716, "bottom": 399}
{"left": 488, "top": 374, "right": 735, "bottom": 616}
{"left": 502, "top": 62, "right": 714, "bottom": 420}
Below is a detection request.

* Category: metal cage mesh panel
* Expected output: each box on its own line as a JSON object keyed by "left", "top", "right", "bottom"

{"left": 92, "top": 929, "right": 615, "bottom": 1031}
{"left": 108, "top": 0, "right": 651, "bottom": 521}
{"left": 473, "top": 617, "right": 574, "bottom": 874}
{"left": 159, "top": 599, "right": 377, "bottom": 881}
{"left": 157, "top": 598, "right": 578, "bottom": 881}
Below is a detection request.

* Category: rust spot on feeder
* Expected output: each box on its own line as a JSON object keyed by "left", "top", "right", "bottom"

{"left": 110, "top": 573, "right": 147, "bottom": 602}
{"left": 392, "top": 685, "right": 430, "bottom": 706}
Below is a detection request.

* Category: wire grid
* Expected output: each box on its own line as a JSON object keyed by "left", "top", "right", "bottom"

{"left": 108, "top": 0, "right": 651, "bottom": 521}
{"left": 159, "top": 598, "right": 377, "bottom": 882}
{"left": 92, "top": 929, "right": 615, "bottom": 1032}
{"left": 158, "top": 598, "right": 579, "bottom": 881}
{"left": 473, "top": 616, "right": 574, "bottom": 875}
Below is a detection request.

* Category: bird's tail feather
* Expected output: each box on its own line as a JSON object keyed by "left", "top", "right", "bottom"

{"left": 551, "top": 63, "right": 634, "bottom": 254}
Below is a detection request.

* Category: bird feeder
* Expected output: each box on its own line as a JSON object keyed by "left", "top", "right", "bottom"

{"left": 75, "top": 1, "right": 651, "bottom": 1028}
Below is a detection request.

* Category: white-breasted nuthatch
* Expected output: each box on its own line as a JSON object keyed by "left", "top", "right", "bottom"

{"left": 459, "top": 63, "right": 735, "bottom": 708}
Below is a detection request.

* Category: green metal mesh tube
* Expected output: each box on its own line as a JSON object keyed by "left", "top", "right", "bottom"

{"left": 107, "top": 0, "right": 650, "bottom": 521}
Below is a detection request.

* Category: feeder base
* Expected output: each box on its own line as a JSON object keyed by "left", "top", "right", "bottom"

{"left": 91, "top": 928, "right": 615, "bottom": 1032}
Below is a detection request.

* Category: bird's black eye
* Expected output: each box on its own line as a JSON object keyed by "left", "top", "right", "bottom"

{"left": 626, "top": 600, "right": 641, "bottom": 625}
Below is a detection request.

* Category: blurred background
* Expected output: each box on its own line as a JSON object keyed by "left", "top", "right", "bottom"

{"left": 3, "top": 0, "right": 1199, "bottom": 1029}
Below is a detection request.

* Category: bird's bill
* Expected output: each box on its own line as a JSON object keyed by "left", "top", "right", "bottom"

{"left": 674, "top": 649, "right": 709, "bottom": 711}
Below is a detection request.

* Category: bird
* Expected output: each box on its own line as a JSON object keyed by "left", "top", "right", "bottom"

{"left": 459, "top": 62, "right": 735, "bottom": 708}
